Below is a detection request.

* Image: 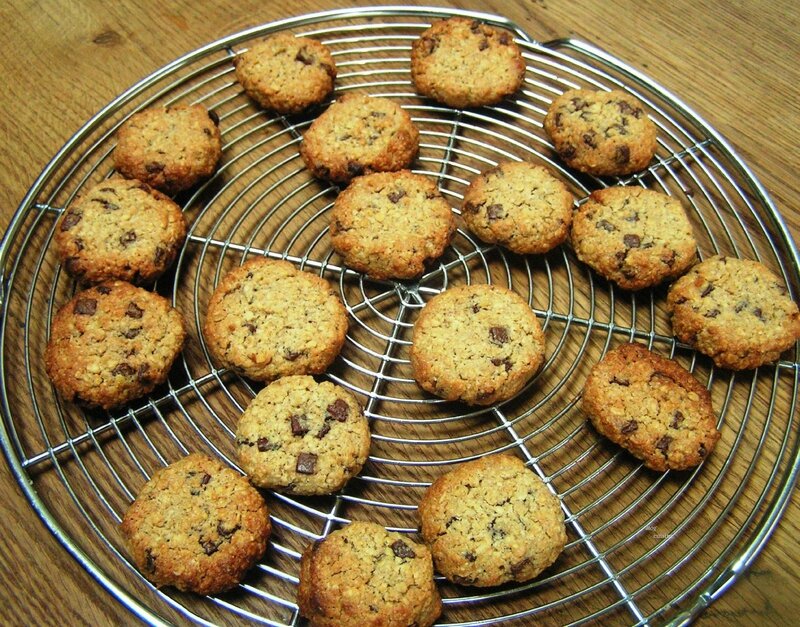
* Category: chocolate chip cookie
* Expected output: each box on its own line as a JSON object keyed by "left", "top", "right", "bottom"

{"left": 297, "top": 521, "right": 441, "bottom": 627}
{"left": 330, "top": 170, "right": 456, "bottom": 279}
{"left": 667, "top": 256, "right": 800, "bottom": 370}
{"left": 203, "top": 258, "right": 348, "bottom": 381}
{"left": 410, "top": 284, "right": 546, "bottom": 405}
{"left": 543, "top": 89, "right": 657, "bottom": 176}
{"left": 582, "top": 343, "right": 721, "bottom": 471}
{"left": 299, "top": 94, "right": 419, "bottom": 184}
{"left": 418, "top": 454, "right": 566, "bottom": 587}
{"left": 234, "top": 33, "right": 336, "bottom": 115}
{"left": 410, "top": 17, "right": 525, "bottom": 108}
{"left": 120, "top": 453, "right": 271, "bottom": 595}
{"left": 44, "top": 280, "right": 186, "bottom": 410}
{"left": 570, "top": 186, "right": 697, "bottom": 290}
{"left": 113, "top": 104, "right": 222, "bottom": 193}
{"left": 54, "top": 176, "right": 187, "bottom": 285}
{"left": 461, "top": 161, "right": 573, "bottom": 254}
{"left": 236, "top": 375, "right": 370, "bottom": 495}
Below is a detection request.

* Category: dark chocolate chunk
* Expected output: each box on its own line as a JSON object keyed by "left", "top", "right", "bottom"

{"left": 257, "top": 437, "right": 271, "bottom": 452}
{"left": 119, "top": 230, "right": 137, "bottom": 247}
{"left": 200, "top": 539, "right": 219, "bottom": 556}
{"left": 570, "top": 97, "right": 588, "bottom": 111}
{"left": 614, "top": 145, "right": 630, "bottom": 165}
{"left": 295, "top": 47, "right": 314, "bottom": 65}
{"left": 285, "top": 350, "right": 302, "bottom": 361}
{"left": 700, "top": 284, "right": 714, "bottom": 297}
{"left": 388, "top": 189, "right": 406, "bottom": 204}
{"left": 326, "top": 399, "right": 349, "bottom": 422}
{"left": 60, "top": 211, "right": 82, "bottom": 231}
{"left": 489, "top": 326, "right": 509, "bottom": 345}
{"left": 596, "top": 219, "right": 616, "bottom": 232}
{"left": 112, "top": 363, "right": 136, "bottom": 376}
{"left": 623, "top": 234, "right": 641, "bottom": 248}
{"left": 296, "top": 452, "right": 318, "bottom": 475}
{"left": 290, "top": 414, "right": 309, "bottom": 437}
{"left": 74, "top": 298, "right": 97, "bottom": 315}
{"left": 201, "top": 473, "right": 211, "bottom": 486}
{"left": 560, "top": 144, "right": 576, "bottom": 159}
{"left": 491, "top": 356, "right": 513, "bottom": 372}
{"left": 486, "top": 204, "right": 504, "bottom": 220}
{"left": 464, "top": 551, "right": 477, "bottom": 562}
{"left": 582, "top": 132, "right": 597, "bottom": 148}
{"left": 656, "top": 435, "right": 672, "bottom": 454}
{"left": 391, "top": 540, "right": 416, "bottom": 559}
{"left": 126, "top": 302, "right": 144, "bottom": 318}
{"left": 621, "top": 420, "right": 638, "bottom": 435}
{"left": 316, "top": 423, "right": 331, "bottom": 439}
{"left": 670, "top": 411, "right": 684, "bottom": 429}
{"left": 753, "top": 307, "right": 766, "bottom": 322}
{"left": 617, "top": 100, "right": 635, "bottom": 116}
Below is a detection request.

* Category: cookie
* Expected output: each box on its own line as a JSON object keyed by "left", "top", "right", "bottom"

{"left": 113, "top": 104, "right": 222, "bottom": 193}
{"left": 543, "top": 89, "right": 657, "bottom": 176}
{"left": 410, "top": 284, "right": 546, "bottom": 405}
{"left": 297, "top": 521, "right": 441, "bottom": 627}
{"left": 236, "top": 376, "right": 370, "bottom": 495}
{"left": 570, "top": 186, "right": 697, "bottom": 290}
{"left": 120, "top": 453, "right": 271, "bottom": 595}
{"left": 299, "top": 94, "right": 419, "bottom": 184}
{"left": 418, "top": 454, "right": 566, "bottom": 587}
{"left": 330, "top": 170, "right": 456, "bottom": 279}
{"left": 667, "top": 256, "right": 800, "bottom": 370}
{"left": 582, "top": 343, "right": 721, "bottom": 471}
{"left": 44, "top": 280, "right": 186, "bottom": 410}
{"left": 54, "top": 176, "right": 187, "bottom": 285}
{"left": 234, "top": 33, "right": 336, "bottom": 115}
{"left": 203, "top": 258, "right": 348, "bottom": 381}
{"left": 410, "top": 17, "right": 525, "bottom": 108}
{"left": 461, "top": 161, "right": 573, "bottom": 255}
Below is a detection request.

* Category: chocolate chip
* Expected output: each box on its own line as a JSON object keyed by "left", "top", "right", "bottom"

{"left": 698, "top": 443, "right": 707, "bottom": 458}
{"left": 623, "top": 234, "right": 641, "bottom": 248}
{"left": 145, "top": 549, "right": 156, "bottom": 572}
{"left": 218, "top": 522, "right": 240, "bottom": 538}
{"left": 489, "top": 326, "right": 509, "bottom": 345}
{"left": 464, "top": 551, "right": 477, "bottom": 562}
{"left": 96, "top": 285, "right": 112, "bottom": 295}
{"left": 624, "top": 212, "right": 639, "bottom": 222}
{"left": 316, "top": 423, "right": 331, "bottom": 439}
{"left": 621, "top": 420, "right": 638, "bottom": 434}
{"left": 570, "top": 97, "right": 588, "bottom": 111}
{"left": 391, "top": 540, "right": 416, "bottom": 559}
{"left": 479, "top": 38, "right": 489, "bottom": 51}
{"left": 326, "top": 399, "right": 349, "bottom": 422}
{"left": 200, "top": 539, "right": 219, "bottom": 556}
{"left": 670, "top": 411, "right": 684, "bottom": 429}
{"left": 701, "top": 284, "right": 714, "bottom": 297}
{"left": 445, "top": 516, "right": 460, "bottom": 528}
{"left": 633, "top": 107, "right": 644, "bottom": 119}
{"left": 452, "top": 575, "right": 477, "bottom": 586}
{"left": 596, "top": 219, "right": 616, "bottom": 232}
{"left": 242, "top": 322, "right": 257, "bottom": 334}
{"left": 499, "top": 32, "right": 511, "bottom": 45}
{"left": 145, "top": 162, "right": 165, "bottom": 174}
{"left": 617, "top": 100, "right": 635, "bottom": 115}
{"left": 112, "top": 363, "right": 135, "bottom": 376}
{"left": 119, "top": 230, "right": 137, "bottom": 247}
{"left": 154, "top": 246, "right": 167, "bottom": 266}
{"left": 203, "top": 128, "right": 212, "bottom": 137}
{"left": 123, "top": 327, "right": 141, "bottom": 339}
{"left": 611, "top": 376, "right": 630, "bottom": 386}
{"left": 295, "top": 47, "right": 314, "bottom": 65}
{"left": 704, "top": 309, "right": 720, "bottom": 318}
{"left": 257, "top": 437, "right": 271, "bottom": 452}
{"left": 734, "top": 301, "right": 748, "bottom": 313}
{"left": 463, "top": 201, "right": 480, "bottom": 214}
{"left": 753, "top": 307, "right": 766, "bottom": 322}
{"left": 656, "top": 435, "right": 672, "bottom": 455}
{"left": 94, "top": 198, "right": 120, "bottom": 211}
{"left": 74, "top": 298, "right": 97, "bottom": 315}
{"left": 285, "top": 350, "right": 302, "bottom": 361}
{"left": 137, "top": 364, "right": 151, "bottom": 383}
{"left": 582, "top": 132, "right": 597, "bottom": 148}
{"left": 290, "top": 414, "right": 309, "bottom": 436}
{"left": 470, "top": 20, "right": 481, "bottom": 32}
{"left": 388, "top": 189, "right": 406, "bottom": 204}
{"left": 674, "top": 296, "right": 688, "bottom": 305}
{"left": 207, "top": 109, "right": 219, "bottom": 126}
{"left": 554, "top": 112, "right": 563, "bottom": 128}
{"left": 347, "top": 161, "right": 364, "bottom": 177}
{"left": 296, "top": 452, "right": 318, "bottom": 475}
{"left": 491, "top": 357, "right": 513, "bottom": 372}
{"left": 201, "top": 473, "right": 211, "bottom": 486}
{"left": 471, "top": 303, "right": 481, "bottom": 313}
{"left": 126, "top": 302, "right": 144, "bottom": 318}
{"left": 486, "top": 204, "right": 504, "bottom": 220}
{"left": 60, "top": 211, "right": 82, "bottom": 231}
{"left": 511, "top": 558, "right": 531, "bottom": 576}
{"left": 560, "top": 144, "right": 576, "bottom": 159}
{"left": 420, "top": 35, "right": 439, "bottom": 55}
{"left": 614, "top": 145, "right": 631, "bottom": 165}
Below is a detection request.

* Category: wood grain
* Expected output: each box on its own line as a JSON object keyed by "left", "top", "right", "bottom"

{"left": 0, "top": 0, "right": 797, "bottom": 625}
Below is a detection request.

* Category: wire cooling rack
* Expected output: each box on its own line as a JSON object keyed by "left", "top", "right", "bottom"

{"left": 1, "top": 6, "right": 799, "bottom": 626}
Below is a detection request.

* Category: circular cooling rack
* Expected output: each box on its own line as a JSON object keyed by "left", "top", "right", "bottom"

{"left": 1, "top": 6, "right": 799, "bottom": 626}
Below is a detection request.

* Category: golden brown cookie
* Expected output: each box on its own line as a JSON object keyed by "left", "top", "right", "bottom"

{"left": 236, "top": 376, "right": 370, "bottom": 495}
{"left": 234, "top": 33, "right": 336, "bottom": 115}
{"left": 410, "top": 17, "right": 525, "bottom": 108}
{"left": 120, "top": 453, "right": 271, "bottom": 595}
{"left": 54, "top": 176, "right": 187, "bottom": 285}
{"left": 299, "top": 94, "right": 419, "bottom": 184}
{"left": 667, "top": 256, "right": 800, "bottom": 370}
{"left": 418, "top": 454, "right": 566, "bottom": 587}
{"left": 582, "top": 343, "right": 721, "bottom": 471}
{"left": 461, "top": 161, "right": 573, "bottom": 254}
{"left": 113, "top": 104, "right": 222, "bottom": 193}
{"left": 410, "top": 284, "right": 546, "bottom": 405}
{"left": 570, "top": 186, "right": 697, "bottom": 290}
{"left": 44, "top": 281, "right": 186, "bottom": 410}
{"left": 543, "top": 89, "right": 657, "bottom": 176}
{"left": 297, "top": 521, "right": 441, "bottom": 627}
{"left": 203, "top": 258, "right": 348, "bottom": 381}
{"left": 330, "top": 170, "right": 456, "bottom": 279}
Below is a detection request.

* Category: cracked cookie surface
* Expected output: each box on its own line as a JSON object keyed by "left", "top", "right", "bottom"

{"left": 300, "top": 94, "right": 419, "bottom": 184}
{"left": 582, "top": 343, "right": 720, "bottom": 471}
{"left": 544, "top": 89, "right": 657, "bottom": 176}
{"left": 667, "top": 256, "right": 800, "bottom": 370}
{"left": 44, "top": 280, "right": 186, "bottom": 410}
{"left": 113, "top": 104, "right": 222, "bottom": 193}
{"left": 570, "top": 186, "right": 697, "bottom": 290}
{"left": 236, "top": 375, "right": 370, "bottom": 495}
{"left": 297, "top": 521, "right": 441, "bottom": 627}
{"left": 203, "top": 258, "right": 348, "bottom": 381}
{"left": 410, "top": 17, "right": 525, "bottom": 108}
{"left": 330, "top": 170, "right": 456, "bottom": 279}
{"left": 120, "top": 453, "right": 271, "bottom": 595}
{"left": 418, "top": 454, "right": 566, "bottom": 587}
{"left": 411, "top": 284, "right": 545, "bottom": 405}
{"left": 55, "top": 176, "right": 187, "bottom": 285}
{"left": 234, "top": 33, "right": 336, "bottom": 115}
{"left": 461, "top": 161, "right": 573, "bottom": 254}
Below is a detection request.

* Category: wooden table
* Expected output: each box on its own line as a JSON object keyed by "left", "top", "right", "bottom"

{"left": 0, "top": 0, "right": 797, "bottom": 624}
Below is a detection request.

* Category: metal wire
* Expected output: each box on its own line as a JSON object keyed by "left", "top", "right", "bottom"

{"left": 0, "top": 6, "right": 798, "bottom": 626}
